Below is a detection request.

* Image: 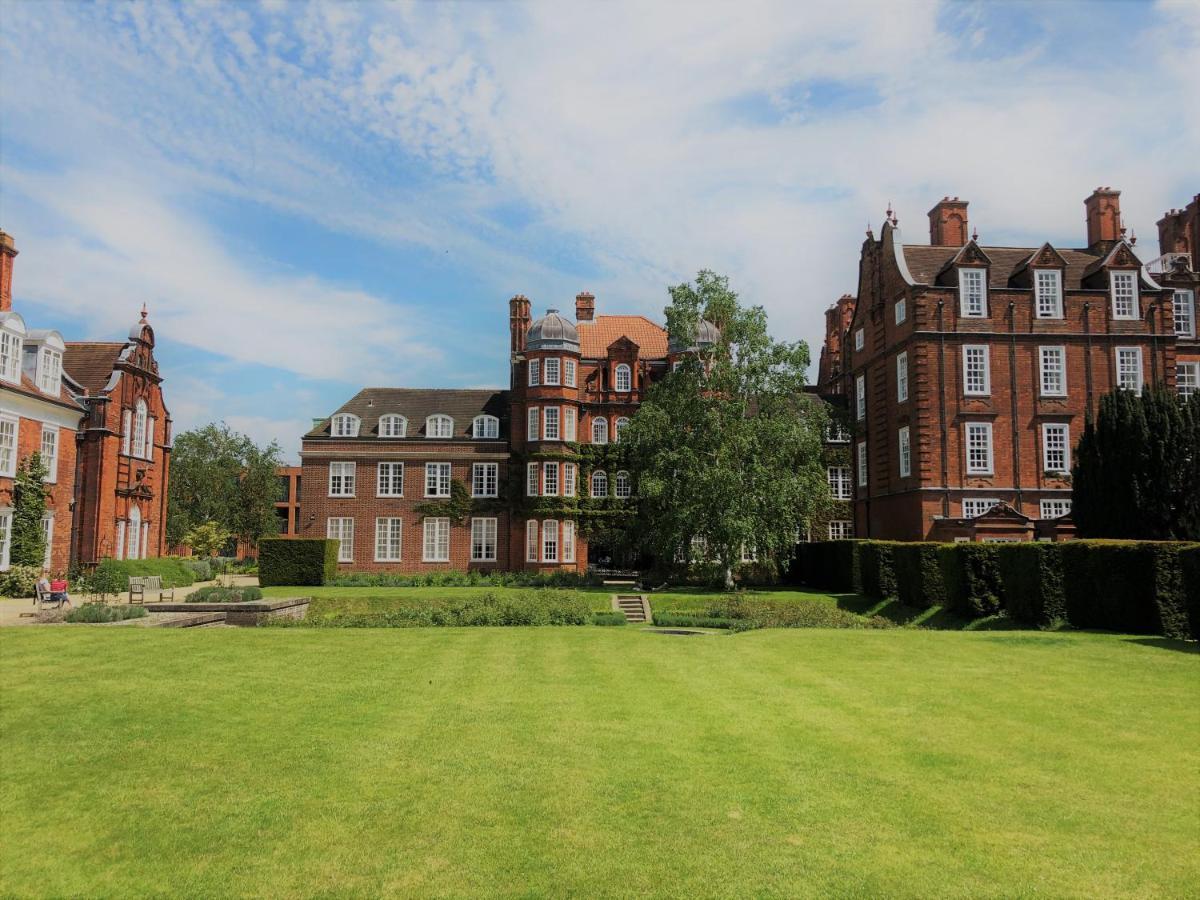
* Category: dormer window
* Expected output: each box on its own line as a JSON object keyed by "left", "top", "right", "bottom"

{"left": 473, "top": 415, "right": 499, "bottom": 439}
{"left": 959, "top": 268, "right": 987, "bottom": 317}
{"left": 426, "top": 414, "right": 454, "bottom": 439}
{"left": 378, "top": 415, "right": 406, "bottom": 438}
{"left": 331, "top": 414, "right": 360, "bottom": 438}
{"left": 36, "top": 347, "right": 62, "bottom": 394}
{"left": 1111, "top": 271, "right": 1138, "bottom": 319}
{"left": 0, "top": 329, "right": 22, "bottom": 383}
{"left": 1035, "top": 270, "right": 1063, "bottom": 318}
{"left": 544, "top": 358, "right": 561, "bottom": 386}
{"left": 615, "top": 364, "right": 632, "bottom": 392}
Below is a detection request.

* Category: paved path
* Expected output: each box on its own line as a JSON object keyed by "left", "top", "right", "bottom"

{"left": 0, "top": 576, "right": 260, "bottom": 627}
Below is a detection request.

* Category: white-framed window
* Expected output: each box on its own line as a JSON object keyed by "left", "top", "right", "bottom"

{"left": 471, "top": 518, "right": 497, "bottom": 562}
{"left": 133, "top": 400, "right": 148, "bottom": 458}
{"left": 331, "top": 413, "right": 360, "bottom": 438}
{"left": 592, "top": 416, "right": 608, "bottom": 444}
{"left": 895, "top": 298, "right": 907, "bottom": 325}
{"left": 959, "top": 267, "right": 987, "bottom": 317}
{"left": 825, "top": 421, "right": 850, "bottom": 443}
{"left": 564, "top": 359, "right": 577, "bottom": 387}
{"left": 36, "top": 347, "right": 62, "bottom": 394}
{"left": 41, "top": 513, "right": 54, "bottom": 569}
{"left": 115, "top": 520, "right": 125, "bottom": 560}
{"left": 544, "top": 358, "right": 561, "bottom": 386}
{"left": 424, "top": 462, "right": 451, "bottom": 497}
{"left": 526, "top": 520, "right": 539, "bottom": 562}
{"left": 328, "top": 517, "right": 354, "bottom": 562}
{"left": 542, "top": 519, "right": 559, "bottom": 563}
{"left": 40, "top": 425, "right": 59, "bottom": 483}
{"left": 1178, "top": 362, "right": 1199, "bottom": 400}
{"left": 1040, "top": 499, "right": 1072, "bottom": 520}
{"left": 854, "top": 328, "right": 864, "bottom": 351}
{"left": 963, "top": 345, "right": 990, "bottom": 395}
{"left": 614, "top": 417, "right": 630, "bottom": 442}
{"left": 328, "top": 461, "right": 356, "bottom": 497}
{"left": 141, "top": 522, "right": 150, "bottom": 560}
{"left": 898, "top": 426, "right": 911, "bottom": 478}
{"left": 827, "top": 466, "right": 852, "bottom": 500}
{"left": 377, "top": 461, "right": 404, "bottom": 497}
{"left": 562, "top": 521, "right": 575, "bottom": 563}
{"left": 472, "top": 463, "right": 498, "bottom": 498}
{"left": 527, "top": 462, "right": 539, "bottom": 497}
{"left": 1174, "top": 290, "right": 1196, "bottom": 338}
{"left": 1110, "top": 271, "right": 1138, "bottom": 319}
{"left": 528, "top": 359, "right": 540, "bottom": 387}
{"left": 614, "top": 364, "right": 632, "bottom": 392}
{"left": 122, "top": 409, "right": 132, "bottom": 456}
{"left": 374, "top": 518, "right": 403, "bottom": 562}
{"left": 1116, "top": 346, "right": 1143, "bottom": 394}
{"left": 426, "top": 414, "right": 454, "bottom": 439}
{"left": 741, "top": 543, "right": 758, "bottom": 563}
{"left": 962, "top": 498, "right": 1000, "bottom": 518}
{"left": 1039, "top": 346, "right": 1066, "bottom": 396}
{"left": 855, "top": 375, "right": 866, "bottom": 420}
{"left": 828, "top": 520, "right": 853, "bottom": 540}
{"left": 543, "top": 461, "right": 559, "bottom": 496}
{"left": 422, "top": 518, "right": 450, "bottom": 562}
{"left": 378, "top": 414, "right": 406, "bottom": 438}
{"left": 563, "top": 406, "right": 577, "bottom": 442}
{"left": 591, "top": 470, "right": 608, "bottom": 498}
{"left": 472, "top": 415, "right": 499, "bottom": 439}
{"left": 965, "top": 422, "right": 994, "bottom": 474}
{"left": 615, "top": 470, "right": 632, "bottom": 498}
{"left": 1042, "top": 423, "right": 1069, "bottom": 474}
{"left": 1035, "top": 270, "right": 1063, "bottom": 318}
{"left": 0, "top": 414, "right": 17, "bottom": 478}
{"left": 527, "top": 406, "right": 540, "bottom": 441}
{"left": 543, "top": 406, "right": 560, "bottom": 441}
{"left": 896, "top": 352, "right": 908, "bottom": 403}
{"left": 857, "top": 441, "right": 867, "bottom": 488}
{"left": 0, "top": 509, "right": 12, "bottom": 570}
{"left": 0, "top": 330, "right": 22, "bottom": 383}
{"left": 146, "top": 417, "right": 155, "bottom": 460}
{"left": 564, "top": 463, "right": 577, "bottom": 497}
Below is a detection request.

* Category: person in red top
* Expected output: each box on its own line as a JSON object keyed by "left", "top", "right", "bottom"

{"left": 49, "top": 578, "right": 71, "bottom": 607}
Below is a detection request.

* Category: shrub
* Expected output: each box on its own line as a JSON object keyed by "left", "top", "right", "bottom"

{"left": 591, "top": 611, "right": 628, "bottom": 626}
{"left": 1181, "top": 546, "right": 1200, "bottom": 640}
{"left": 940, "top": 544, "right": 1003, "bottom": 617}
{"left": 652, "top": 612, "right": 741, "bottom": 630}
{"left": 997, "top": 543, "right": 1065, "bottom": 627}
{"left": 708, "top": 597, "right": 891, "bottom": 631}
{"left": 187, "top": 585, "right": 264, "bottom": 604}
{"left": 65, "top": 603, "right": 148, "bottom": 623}
{"left": 327, "top": 570, "right": 600, "bottom": 589}
{"left": 797, "top": 541, "right": 860, "bottom": 592}
{"left": 92, "top": 558, "right": 196, "bottom": 590}
{"left": 300, "top": 590, "right": 593, "bottom": 628}
{"left": 858, "top": 541, "right": 899, "bottom": 599}
{"left": 0, "top": 564, "right": 42, "bottom": 598}
{"left": 258, "top": 538, "right": 338, "bottom": 587}
{"left": 1060, "top": 541, "right": 1191, "bottom": 638}
{"left": 183, "top": 558, "right": 216, "bottom": 582}
{"left": 892, "top": 543, "right": 947, "bottom": 609}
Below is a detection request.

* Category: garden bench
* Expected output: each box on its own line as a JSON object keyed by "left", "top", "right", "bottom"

{"left": 34, "top": 582, "right": 68, "bottom": 611}
{"left": 129, "top": 576, "right": 175, "bottom": 605}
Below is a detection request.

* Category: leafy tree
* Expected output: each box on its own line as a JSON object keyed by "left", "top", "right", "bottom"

{"left": 1072, "top": 387, "right": 1199, "bottom": 540}
{"left": 167, "top": 424, "right": 284, "bottom": 550}
{"left": 11, "top": 453, "right": 49, "bottom": 568}
{"left": 183, "top": 521, "right": 235, "bottom": 558}
{"left": 624, "top": 270, "right": 830, "bottom": 588}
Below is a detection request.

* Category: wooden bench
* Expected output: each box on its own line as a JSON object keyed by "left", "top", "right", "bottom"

{"left": 129, "top": 576, "right": 175, "bottom": 605}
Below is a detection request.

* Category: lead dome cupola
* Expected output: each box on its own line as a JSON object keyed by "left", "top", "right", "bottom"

{"left": 526, "top": 308, "right": 580, "bottom": 352}
{"left": 668, "top": 318, "right": 720, "bottom": 354}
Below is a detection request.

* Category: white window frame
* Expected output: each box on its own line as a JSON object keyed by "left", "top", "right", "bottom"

{"left": 0, "top": 330, "right": 22, "bottom": 384}
{"left": 614, "top": 417, "right": 630, "bottom": 443}
{"left": 1115, "top": 346, "right": 1143, "bottom": 394}
{"left": 592, "top": 416, "right": 608, "bottom": 444}
{"left": 527, "top": 462, "right": 539, "bottom": 497}
{"left": 472, "top": 415, "right": 499, "bottom": 439}
{"left": 115, "top": 519, "right": 125, "bottom": 561}
{"left": 614, "top": 364, "right": 632, "bottom": 392}
{"left": 959, "top": 267, "right": 988, "bottom": 317}
{"left": 470, "top": 517, "right": 497, "bottom": 562}
{"left": 1040, "top": 499, "right": 1072, "bottom": 520}
{"left": 0, "top": 414, "right": 18, "bottom": 478}
{"left": 146, "top": 417, "right": 155, "bottom": 460}
{"left": 132, "top": 400, "right": 148, "bottom": 458}
{"left": 36, "top": 347, "right": 62, "bottom": 394}
{"left": 122, "top": 409, "right": 132, "bottom": 456}
{"left": 1110, "top": 271, "right": 1138, "bottom": 320}
{"left": 40, "top": 425, "right": 59, "bottom": 483}
{"left": 1042, "top": 423, "right": 1070, "bottom": 474}
{"left": 854, "top": 328, "right": 864, "bottom": 351}
{"left": 1035, "top": 270, "right": 1063, "bottom": 318}
{"left": 328, "top": 517, "right": 354, "bottom": 563}
{"left": 826, "top": 466, "right": 851, "bottom": 500}
{"left": 527, "top": 407, "right": 539, "bottom": 441}
{"left": 564, "top": 359, "right": 577, "bottom": 387}
{"left": 331, "top": 414, "right": 360, "bottom": 438}
{"left": 563, "top": 406, "right": 577, "bottom": 442}
{"left": 377, "top": 461, "right": 405, "bottom": 497}
{"left": 965, "top": 422, "right": 994, "bottom": 475}
{"left": 896, "top": 352, "right": 908, "bottom": 403}
{"left": 591, "top": 469, "right": 608, "bottom": 498}
{"left": 542, "top": 519, "right": 559, "bottom": 563}
{"left": 422, "top": 517, "right": 451, "bottom": 563}
{"left": 543, "top": 406, "right": 560, "bottom": 441}
{"left": 963, "top": 498, "right": 1000, "bottom": 519}
{"left": 0, "top": 508, "right": 13, "bottom": 570}
{"left": 614, "top": 470, "right": 632, "bottom": 499}
{"left": 424, "top": 462, "right": 452, "bottom": 498}
{"left": 1178, "top": 361, "right": 1199, "bottom": 400}
{"left": 472, "top": 462, "right": 498, "bottom": 498}
{"left": 41, "top": 512, "right": 54, "bottom": 569}
{"left": 564, "top": 463, "right": 576, "bottom": 497}
{"left": 562, "top": 521, "right": 575, "bottom": 563}
{"left": 544, "top": 358, "right": 561, "bottom": 386}
{"left": 528, "top": 359, "right": 540, "bottom": 386}
{"left": 1173, "top": 289, "right": 1196, "bottom": 338}
{"left": 899, "top": 426, "right": 911, "bottom": 478}
{"left": 855, "top": 375, "right": 866, "bottom": 420}
{"left": 894, "top": 298, "right": 906, "bottom": 325}
{"left": 378, "top": 414, "right": 406, "bottom": 438}
{"left": 425, "top": 415, "right": 454, "bottom": 439}
{"left": 542, "top": 461, "right": 559, "bottom": 496}
{"left": 374, "top": 518, "right": 403, "bottom": 562}
{"left": 963, "top": 345, "right": 990, "bottom": 396}
{"left": 857, "top": 441, "right": 867, "bottom": 488}
{"left": 828, "top": 520, "right": 853, "bottom": 540}
{"left": 328, "top": 461, "right": 356, "bottom": 497}
{"left": 1039, "top": 346, "right": 1066, "bottom": 397}
{"left": 526, "top": 520, "right": 539, "bottom": 562}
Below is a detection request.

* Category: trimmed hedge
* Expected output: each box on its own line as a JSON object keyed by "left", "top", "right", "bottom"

{"left": 64, "top": 603, "right": 148, "bottom": 623}
{"left": 796, "top": 540, "right": 861, "bottom": 592}
{"left": 258, "top": 538, "right": 338, "bottom": 587}
{"left": 591, "top": 611, "right": 628, "bottom": 626}
{"left": 858, "top": 541, "right": 899, "bottom": 599}
{"left": 187, "top": 585, "right": 264, "bottom": 604}
{"left": 286, "top": 590, "right": 592, "bottom": 627}
{"left": 1060, "top": 541, "right": 1192, "bottom": 638}
{"left": 940, "top": 544, "right": 1003, "bottom": 617}
{"left": 652, "top": 612, "right": 739, "bottom": 629}
{"left": 1181, "top": 547, "right": 1200, "bottom": 640}
{"left": 997, "top": 543, "right": 1065, "bottom": 627}
{"left": 93, "top": 558, "right": 196, "bottom": 589}
{"left": 893, "top": 543, "right": 947, "bottom": 609}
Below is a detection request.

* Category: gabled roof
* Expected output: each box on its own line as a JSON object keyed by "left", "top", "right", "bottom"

{"left": 902, "top": 245, "right": 1104, "bottom": 289}
{"left": 1011, "top": 242, "right": 1069, "bottom": 279}
{"left": 63, "top": 342, "right": 127, "bottom": 394}
{"left": 306, "top": 388, "right": 510, "bottom": 440}
{"left": 577, "top": 316, "right": 669, "bottom": 359}
{"left": 1081, "top": 240, "right": 1143, "bottom": 281}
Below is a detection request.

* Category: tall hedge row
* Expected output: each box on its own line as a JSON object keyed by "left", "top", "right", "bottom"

{"left": 258, "top": 538, "right": 339, "bottom": 587}
{"left": 793, "top": 540, "right": 860, "bottom": 592}
{"left": 893, "top": 543, "right": 946, "bottom": 609}
{"left": 939, "top": 544, "right": 1003, "bottom": 617}
{"left": 1181, "top": 546, "right": 1200, "bottom": 641}
{"left": 1060, "top": 541, "right": 1193, "bottom": 639}
{"left": 996, "top": 543, "right": 1065, "bottom": 627}
{"left": 859, "top": 541, "right": 899, "bottom": 599}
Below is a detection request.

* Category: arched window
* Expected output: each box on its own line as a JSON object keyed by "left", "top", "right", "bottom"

{"left": 133, "top": 400, "right": 148, "bottom": 458}
{"left": 591, "top": 470, "right": 608, "bottom": 498}
{"left": 615, "top": 471, "right": 632, "bottom": 498}
{"left": 615, "top": 364, "right": 632, "bottom": 392}
{"left": 331, "top": 414, "right": 360, "bottom": 438}
{"left": 426, "top": 414, "right": 454, "bottom": 439}
{"left": 378, "top": 415, "right": 406, "bottom": 438}
{"left": 591, "top": 417, "right": 608, "bottom": 445}
{"left": 127, "top": 504, "right": 141, "bottom": 560}
{"left": 473, "top": 415, "right": 500, "bottom": 439}
{"left": 614, "top": 417, "right": 630, "bottom": 443}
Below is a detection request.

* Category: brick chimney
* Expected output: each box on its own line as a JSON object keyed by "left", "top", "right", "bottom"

{"left": 1085, "top": 187, "right": 1122, "bottom": 250}
{"left": 928, "top": 197, "right": 969, "bottom": 247}
{"left": 575, "top": 291, "right": 595, "bottom": 322}
{"left": 1157, "top": 195, "right": 1199, "bottom": 262}
{"left": 817, "top": 294, "right": 856, "bottom": 393}
{"left": 509, "top": 294, "right": 531, "bottom": 353}
{"left": 0, "top": 230, "right": 16, "bottom": 313}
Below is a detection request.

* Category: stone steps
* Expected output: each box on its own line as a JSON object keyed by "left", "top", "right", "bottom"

{"left": 614, "top": 594, "right": 649, "bottom": 623}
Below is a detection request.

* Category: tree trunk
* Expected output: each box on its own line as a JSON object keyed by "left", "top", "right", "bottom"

{"left": 723, "top": 563, "right": 735, "bottom": 591}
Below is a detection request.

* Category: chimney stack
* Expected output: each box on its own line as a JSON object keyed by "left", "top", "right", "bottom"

{"left": 575, "top": 291, "right": 595, "bottom": 322}
{"left": 0, "top": 230, "right": 16, "bottom": 313}
{"left": 509, "top": 294, "right": 531, "bottom": 353}
{"left": 1085, "top": 187, "right": 1122, "bottom": 250}
{"left": 928, "top": 197, "right": 969, "bottom": 247}
{"left": 817, "top": 294, "right": 856, "bottom": 393}
{"left": 1157, "top": 195, "right": 1199, "bottom": 263}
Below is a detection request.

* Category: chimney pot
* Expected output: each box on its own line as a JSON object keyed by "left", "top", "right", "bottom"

{"left": 927, "top": 197, "right": 969, "bottom": 247}
{"left": 575, "top": 290, "right": 595, "bottom": 322}
{"left": 1084, "top": 187, "right": 1122, "bottom": 249}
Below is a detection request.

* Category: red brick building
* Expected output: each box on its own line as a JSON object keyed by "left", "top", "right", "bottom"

{"left": 818, "top": 187, "right": 1199, "bottom": 542}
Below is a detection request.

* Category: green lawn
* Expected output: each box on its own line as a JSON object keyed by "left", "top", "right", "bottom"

{"left": 2, "top": 628, "right": 1197, "bottom": 897}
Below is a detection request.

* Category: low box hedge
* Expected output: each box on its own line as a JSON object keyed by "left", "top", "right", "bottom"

{"left": 940, "top": 543, "right": 1003, "bottom": 617}
{"left": 1060, "top": 541, "right": 1191, "bottom": 638}
{"left": 997, "top": 543, "right": 1065, "bottom": 627}
{"left": 892, "top": 543, "right": 947, "bottom": 609}
{"left": 258, "top": 538, "right": 339, "bottom": 587}
{"left": 859, "top": 541, "right": 900, "bottom": 599}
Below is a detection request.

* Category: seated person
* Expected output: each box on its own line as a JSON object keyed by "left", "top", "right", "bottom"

{"left": 35, "top": 574, "right": 51, "bottom": 603}
{"left": 49, "top": 578, "right": 71, "bottom": 607}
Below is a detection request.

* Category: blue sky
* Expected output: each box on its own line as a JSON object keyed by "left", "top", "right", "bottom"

{"left": 1, "top": 0, "right": 1197, "bottom": 460}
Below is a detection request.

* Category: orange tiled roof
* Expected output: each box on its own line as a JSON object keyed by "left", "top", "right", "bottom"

{"left": 577, "top": 315, "right": 668, "bottom": 359}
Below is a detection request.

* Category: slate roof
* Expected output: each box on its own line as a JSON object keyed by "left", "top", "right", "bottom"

{"left": 63, "top": 342, "right": 127, "bottom": 394}
{"left": 902, "top": 245, "right": 1105, "bottom": 289}
{"left": 0, "top": 371, "right": 85, "bottom": 411}
{"left": 306, "top": 388, "right": 510, "bottom": 440}
{"left": 577, "top": 315, "right": 669, "bottom": 359}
